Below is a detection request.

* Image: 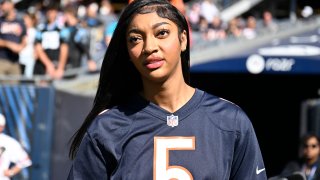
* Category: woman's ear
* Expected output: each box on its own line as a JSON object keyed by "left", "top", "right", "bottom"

{"left": 180, "top": 30, "right": 187, "bottom": 52}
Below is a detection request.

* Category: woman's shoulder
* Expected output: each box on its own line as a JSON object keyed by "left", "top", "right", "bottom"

{"left": 199, "top": 89, "right": 242, "bottom": 114}
{"left": 198, "top": 89, "right": 251, "bottom": 131}
{"left": 87, "top": 107, "right": 134, "bottom": 141}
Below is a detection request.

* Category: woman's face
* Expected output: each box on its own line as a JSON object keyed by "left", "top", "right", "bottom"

{"left": 126, "top": 12, "right": 187, "bottom": 83}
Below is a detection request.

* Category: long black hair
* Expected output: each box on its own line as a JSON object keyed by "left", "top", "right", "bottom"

{"left": 69, "top": 0, "right": 191, "bottom": 159}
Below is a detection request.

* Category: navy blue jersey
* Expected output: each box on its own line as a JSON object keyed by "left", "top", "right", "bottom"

{"left": 68, "top": 89, "right": 267, "bottom": 180}
{"left": 0, "top": 17, "right": 26, "bottom": 62}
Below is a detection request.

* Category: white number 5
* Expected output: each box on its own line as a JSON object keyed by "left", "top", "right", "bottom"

{"left": 153, "top": 136, "right": 195, "bottom": 180}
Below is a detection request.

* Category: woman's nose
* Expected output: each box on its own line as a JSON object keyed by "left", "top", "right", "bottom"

{"left": 143, "top": 36, "right": 158, "bottom": 54}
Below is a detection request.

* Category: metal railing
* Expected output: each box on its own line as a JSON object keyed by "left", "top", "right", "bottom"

{"left": 0, "top": 66, "right": 100, "bottom": 86}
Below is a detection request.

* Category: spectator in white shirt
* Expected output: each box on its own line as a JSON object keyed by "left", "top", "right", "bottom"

{"left": 0, "top": 113, "right": 32, "bottom": 180}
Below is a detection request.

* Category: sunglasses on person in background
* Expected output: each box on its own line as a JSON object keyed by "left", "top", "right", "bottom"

{"left": 304, "top": 144, "right": 319, "bottom": 149}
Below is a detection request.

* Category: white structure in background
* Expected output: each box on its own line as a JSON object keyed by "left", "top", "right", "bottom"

{"left": 220, "top": 0, "right": 263, "bottom": 22}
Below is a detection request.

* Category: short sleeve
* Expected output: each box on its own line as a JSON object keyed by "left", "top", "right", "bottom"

{"left": 60, "top": 28, "right": 70, "bottom": 42}
{"left": 67, "top": 132, "right": 109, "bottom": 180}
{"left": 230, "top": 109, "right": 267, "bottom": 180}
{"left": 60, "top": 28, "right": 69, "bottom": 44}
{"left": 75, "top": 28, "right": 90, "bottom": 45}
{"left": 20, "top": 20, "right": 27, "bottom": 38}
{"left": 104, "top": 21, "right": 117, "bottom": 37}
{"left": 8, "top": 139, "right": 32, "bottom": 168}
{"left": 35, "top": 30, "right": 42, "bottom": 43}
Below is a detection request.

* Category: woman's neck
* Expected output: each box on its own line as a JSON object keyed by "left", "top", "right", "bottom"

{"left": 141, "top": 74, "right": 195, "bottom": 113}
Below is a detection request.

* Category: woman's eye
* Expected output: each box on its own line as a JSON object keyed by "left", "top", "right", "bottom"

{"left": 157, "top": 30, "right": 169, "bottom": 37}
{"left": 128, "top": 36, "right": 141, "bottom": 43}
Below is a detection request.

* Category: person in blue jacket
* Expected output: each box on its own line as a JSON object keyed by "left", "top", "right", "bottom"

{"left": 67, "top": 0, "right": 267, "bottom": 179}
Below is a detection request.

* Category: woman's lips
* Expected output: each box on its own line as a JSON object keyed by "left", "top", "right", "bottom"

{"left": 145, "top": 59, "right": 164, "bottom": 69}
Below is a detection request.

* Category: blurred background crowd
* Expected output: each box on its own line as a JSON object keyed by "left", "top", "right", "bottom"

{"left": 0, "top": 0, "right": 318, "bottom": 83}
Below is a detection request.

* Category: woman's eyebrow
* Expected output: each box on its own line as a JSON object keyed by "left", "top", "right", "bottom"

{"left": 127, "top": 28, "right": 141, "bottom": 34}
{"left": 127, "top": 22, "right": 170, "bottom": 34}
{"left": 152, "top": 22, "right": 170, "bottom": 29}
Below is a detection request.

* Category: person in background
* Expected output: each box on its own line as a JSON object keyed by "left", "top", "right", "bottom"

{"left": 99, "top": 0, "right": 118, "bottom": 27}
{"left": 62, "top": 5, "right": 97, "bottom": 75}
{"left": 187, "top": 2, "right": 201, "bottom": 31}
{"left": 262, "top": 10, "right": 278, "bottom": 33}
{"left": 0, "top": 113, "right": 32, "bottom": 180}
{"left": 100, "top": 0, "right": 118, "bottom": 48}
{"left": 67, "top": 0, "right": 266, "bottom": 179}
{"left": 34, "top": 3, "right": 68, "bottom": 80}
{"left": 199, "top": 0, "right": 220, "bottom": 24}
{"left": 0, "top": 0, "right": 27, "bottom": 83}
{"left": 206, "top": 16, "right": 226, "bottom": 41}
{"left": 226, "top": 17, "right": 243, "bottom": 38}
{"left": 84, "top": 2, "right": 106, "bottom": 67}
{"left": 104, "top": 20, "right": 117, "bottom": 48}
{"left": 280, "top": 133, "right": 320, "bottom": 180}
{"left": 19, "top": 12, "right": 37, "bottom": 78}
{"left": 242, "top": 15, "right": 257, "bottom": 39}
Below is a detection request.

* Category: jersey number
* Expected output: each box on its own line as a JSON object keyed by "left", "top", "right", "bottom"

{"left": 153, "top": 136, "right": 195, "bottom": 180}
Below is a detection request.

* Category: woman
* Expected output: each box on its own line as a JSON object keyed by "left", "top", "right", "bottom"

{"left": 68, "top": 0, "right": 266, "bottom": 179}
